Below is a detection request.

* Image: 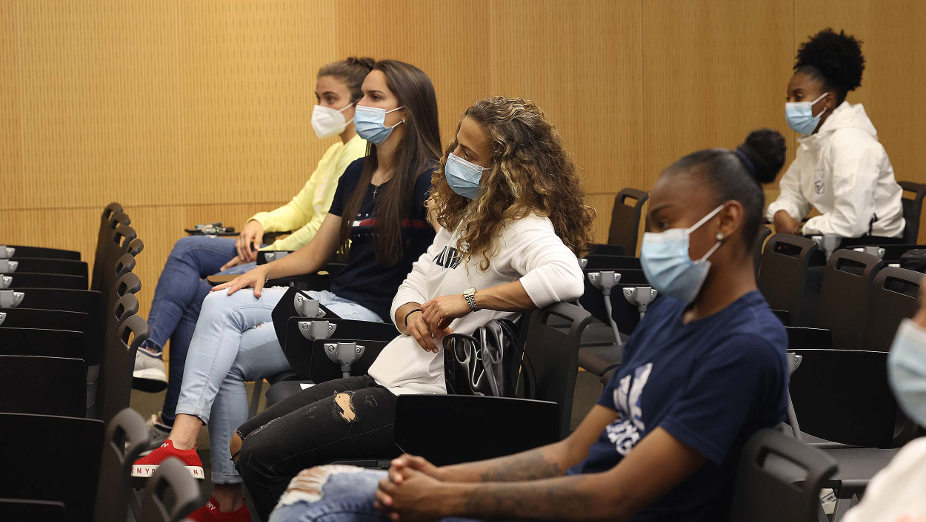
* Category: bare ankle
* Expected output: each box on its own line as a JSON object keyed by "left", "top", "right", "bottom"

{"left": 212, "top": 484, "right": 245, "bottom": 512}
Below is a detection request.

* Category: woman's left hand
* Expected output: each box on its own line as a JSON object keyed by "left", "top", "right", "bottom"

{"left": 421, "top": 294, "right": 471, "bottom": 337}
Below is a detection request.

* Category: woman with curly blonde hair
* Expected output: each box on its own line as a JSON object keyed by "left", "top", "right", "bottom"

{"left": 236, "top": 96, "right": 593, "bottom": 519}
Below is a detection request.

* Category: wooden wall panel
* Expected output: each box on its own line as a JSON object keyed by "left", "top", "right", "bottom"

{"left": 488, "top": 0, "right": 644, "bottom": 197}
{"left": 11, "top": 0, "right": 179, "bottom": 210}
{"left": 4, "top": 0, "right": 926, "bottom": 317}
{"left": 335, "top": 0, "right": 493, "bottom": 149}
{"left": 642, "top": 0, "right": 794, "bottom": 187}
{"left": 179, "top": 0, "right": 336, "bottom": 207}
{"left": 0, "top": 2, "right": 22, "bottom": 204}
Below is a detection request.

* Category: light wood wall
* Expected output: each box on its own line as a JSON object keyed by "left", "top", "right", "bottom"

{"left": 3, "top": 0, "right": 926, "bottom": 318}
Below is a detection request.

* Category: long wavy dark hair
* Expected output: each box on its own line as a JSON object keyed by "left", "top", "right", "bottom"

{"left": 337, "top": 60, "right": 441, "bottom": 265}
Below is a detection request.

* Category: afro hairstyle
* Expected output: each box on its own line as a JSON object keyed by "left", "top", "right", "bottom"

{"left": 794, "top": 28, "right": 865, "bottom": 103}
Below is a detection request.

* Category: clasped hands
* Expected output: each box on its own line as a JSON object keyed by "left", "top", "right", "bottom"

{"left": 406, "top": 294, "right": 473, "bottom": 353}
{"left": 375, "top": 454, "right": 448, "bottom": 521}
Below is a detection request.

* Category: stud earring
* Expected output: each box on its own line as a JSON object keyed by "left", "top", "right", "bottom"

{"left": 716, "top": 233, "right": 724, "bottom": 240}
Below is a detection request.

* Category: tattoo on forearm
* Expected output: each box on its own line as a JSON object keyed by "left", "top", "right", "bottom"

{"left": 463, "top": 477, "right": 603, "bottom": 520}
{"left": 478, "top": 449, "right": 563, "bottom": 482}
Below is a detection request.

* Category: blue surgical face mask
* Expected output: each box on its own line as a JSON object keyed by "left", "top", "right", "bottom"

{"left": 445, "top": 153, "right": 486, "bottom": 200}
{"left": 640, "top": 205, "right": 724, "bottom": 304}
{"left": 888, "top": 318, "right": 926, "bottom": 426}
{"left": 354, "top": 104, "right": 404, "bottom": 145}
{"left": 785, "top": 92, "right": 829, "bottom": 135}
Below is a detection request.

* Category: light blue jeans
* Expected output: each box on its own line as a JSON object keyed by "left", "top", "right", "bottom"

{"left": 269, "top": 466, "right": 479, "bottom": 521}
{"left": 143, "top": 235, "right": 257, "bottom": 425}
{"left": 174, "top": 288, "right": 383, "bottom": 484}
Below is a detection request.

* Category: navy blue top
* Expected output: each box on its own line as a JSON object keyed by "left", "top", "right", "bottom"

{"left": 327, "top": 158, "right": 435, "bottom": 321}
{"left": 569, "top": 291, "right": 788, "bottom": 521}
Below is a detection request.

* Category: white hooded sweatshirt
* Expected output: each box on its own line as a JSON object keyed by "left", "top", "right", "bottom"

{"left": 367, "top": 214, "right": 585, "bottom": 395}
{"left": 766, "top": 101, "right": 904, "bottom": 238}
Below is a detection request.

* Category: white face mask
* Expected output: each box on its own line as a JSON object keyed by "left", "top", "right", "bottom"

{"left": 311, "top": 102, "right": 354, "bottom": 139}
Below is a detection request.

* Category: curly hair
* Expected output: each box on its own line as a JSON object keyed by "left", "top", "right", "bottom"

{"left": 794, "top": 28, "right": 865, "bottom": 103}
{"left": 430, "top": 97, "right": 595, "bottom": 270}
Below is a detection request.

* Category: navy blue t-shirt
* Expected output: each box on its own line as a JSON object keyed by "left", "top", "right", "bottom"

{"left": 327, "top": 158, "right": 435, "bottom": 321}
{"left": 569, "top": 291, "right": 788, "bottom": 521}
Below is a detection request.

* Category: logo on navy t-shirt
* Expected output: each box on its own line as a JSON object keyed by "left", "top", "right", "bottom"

{"left": 605, "top": 362, "right": 652, "bottom": 456}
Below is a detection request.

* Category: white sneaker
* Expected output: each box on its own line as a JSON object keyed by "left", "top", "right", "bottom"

{"left": 133, "top": 349, "right": 168, "bottom": 392}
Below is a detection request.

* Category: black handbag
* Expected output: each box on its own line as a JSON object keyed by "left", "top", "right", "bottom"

{"left": 443, "top": 318, "right": 521, "bottom": 397}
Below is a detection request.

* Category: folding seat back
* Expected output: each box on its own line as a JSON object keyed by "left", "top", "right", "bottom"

{"left": 0, "top": 412, "right": 104, "bottom": 522}
{"left": 0, "top": 244, "right": 80, "bottom": 260}
{"left": 1, "top": 258, "right": 88, "bottom": 277}
{"left": 97, "top": 315, "right": 149, "bottom": 424}
{"left": 91, "top": 204, "right": 127, "bottom": 291}
{"left": 728, "top": 428, "right": 836, "bottom": 522}
{"left": 0, "top": 327, "right": 85, "bottom": 359}
{"left": 789, "top": 349, "right": 903, "bottom": 448}
{"left": 93, "top": 408, "right": 149, "bottom": 522}
{"left": 138, "top": 458, "right": 202, "bottom": 522}
{"left": 757, "top": 234, "right": 826, "bottom": 326}
{"left": 1, "top": 272, "right": 88, "bottom": 290}
{"left": 859, "top": 266, "right": 921, "bottom": 351}
{"left": 813, "top": 249, "right": 884, "bottom": 349}
{"left": 607, "top": 188, "right": 648, "bottom": 256}
{"left": 0, "top": 355, "right": 87, "bottom": 417}
{"left": 518, "top": 302, "right": 593, "bottom": 437}
{"left": 899, "top": 181, "right": 926, "bottom": 243}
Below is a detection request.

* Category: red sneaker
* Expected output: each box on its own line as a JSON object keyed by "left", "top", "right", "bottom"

{"left": 131, "top": 439, "right": 204, "bottom": 479}
{"left": 188, "top": 497, "right": 252, "bottom": 522}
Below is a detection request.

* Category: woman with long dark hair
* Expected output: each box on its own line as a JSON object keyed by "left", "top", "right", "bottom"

{"left": 131, "top": 59, "right": 440, "bottom": 522}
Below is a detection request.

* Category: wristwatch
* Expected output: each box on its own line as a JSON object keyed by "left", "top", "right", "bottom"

{"left": 463, "top": 287, "right": 479, "bottom": 312}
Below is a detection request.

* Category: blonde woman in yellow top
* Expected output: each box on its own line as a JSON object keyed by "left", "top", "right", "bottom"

{"left": 133, "top": 58, "right": 374, "bottom": 446}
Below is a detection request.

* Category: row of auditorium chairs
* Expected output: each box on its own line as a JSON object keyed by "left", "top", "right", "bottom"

{"left": 0, "top": 402, "right": 841, "bottom": 522}
{"left": 0, "top": 204, "right": 185, "bottom": 521}
{"left": 758, "top": 233, "right": 922, "bottom": 350}
{"left": 0, "top": 203, "right": 149, "bottom": 422}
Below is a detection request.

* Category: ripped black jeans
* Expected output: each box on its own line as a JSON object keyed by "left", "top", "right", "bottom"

{"left": 235, "top": 375, "right": 399, "bottom": 520}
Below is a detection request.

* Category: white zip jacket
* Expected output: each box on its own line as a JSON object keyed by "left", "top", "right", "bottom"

{"left": 766, "top": 101, "right": 904, "bottom": 238}
{"left": 367, "top": 213, "right": 585, "bottom": 395}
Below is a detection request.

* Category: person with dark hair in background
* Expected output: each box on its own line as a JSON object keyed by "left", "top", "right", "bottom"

{"left": 130, "top": 59, "right": 440, "bottom": 522}
{"left": 133, "top": 57, "right": 374, "bottom": 447}
{"left": 237, "top": 96, "right": 593, "bottom": 520}
{"left": 267, "top": 129, "right": 790, "bottom": 522}
{"left": 768, "top": 28, "right": 904, "bottom": 241}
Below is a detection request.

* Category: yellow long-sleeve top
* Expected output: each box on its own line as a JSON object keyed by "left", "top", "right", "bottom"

{"left": 249, "top": 134, "right": 367, "bottom": 251}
